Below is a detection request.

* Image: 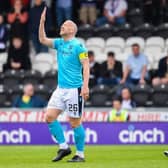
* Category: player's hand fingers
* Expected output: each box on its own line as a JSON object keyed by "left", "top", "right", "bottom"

{"left": 41, "top": 7, "right": 46, "bottom": 18}
{"left": 43, "top": 7, "right": 47, "bottom": 14}
{"left": 84, "top": 94, "right": 89, "bottom": 101}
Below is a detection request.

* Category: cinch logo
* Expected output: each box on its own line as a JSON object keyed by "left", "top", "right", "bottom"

{"left": 52, "top": 127, "right": 98, "bottom": 144}
{"left": 0, "top": 128, "right": 31, "bottom": 144}
{"left": 119, "top": 125, "right": 165, "bottom": 144}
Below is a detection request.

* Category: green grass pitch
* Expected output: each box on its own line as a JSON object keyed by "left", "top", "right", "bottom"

{"left": 0, "top": 145, "right": 167, "bottom": 168}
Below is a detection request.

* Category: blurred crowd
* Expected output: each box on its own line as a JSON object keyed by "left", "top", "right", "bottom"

{"left": 0, "top": 0, "right": 168, "bottom": 109}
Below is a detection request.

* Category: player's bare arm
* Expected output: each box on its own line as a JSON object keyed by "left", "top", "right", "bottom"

{"left": 39, "top": 7, "right": 53, "bottom": 48}
{"left": 80, "top": 58, "right": 90, "bottom": 101}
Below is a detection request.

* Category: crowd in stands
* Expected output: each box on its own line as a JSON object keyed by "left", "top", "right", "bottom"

{"left": 0, "top": 0, "right": 168, "bottom": 108}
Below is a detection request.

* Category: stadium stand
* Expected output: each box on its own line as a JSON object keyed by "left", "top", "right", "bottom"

{"left": 3, "top": 70, "right": 23, "bottom": 89}
{"left": 94, "top": 24, "right": 116, "bottom": 39}
{"left": 0, "top": 85, "right": 9, "bottom": 107}
{"left": 0, "top": 0, "right": 168, "bottom": 108}
{"left": 42, "top": 70, "right": 57, "bottom": 90}
{"left": 89, "top": 84, "right": 112, "bottom": 107}
{"left": 132, "top": 84, "right": 152, "bottom": 107}
{"left": 34, "top": 84, "right": 51, "bottom": 102}
{"left": 133, "top": 23, "right": 154, "bottom": 39}
{"left": 22, "top": 70, "right": 42, "bottom": 85}
{"left": 152, "top": 84, "right": 168, "bottom": 107}
{"left": 32, "top": 53, "right": 54, "bottom": 74}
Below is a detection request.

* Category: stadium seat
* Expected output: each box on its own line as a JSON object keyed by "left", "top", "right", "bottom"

{"left": 32, "top": 53, "right": 54, "bottom": 74}
{"left": 43, "top": 70, "right": 57, "bottom": 90}
{"left": 134, "top": 23, "right": 154, "bottom": 39}
{"left": 127, "top": 8, "right": 144, "bottom": 27}
{"left": 22, "top": 70, "right": 42, "bottom": 85}
{"left": 146, "top": 37, "right": 165, "bottom": 48}
{"left": 94, "top": 24, "right": 116, "bottom": 39}
{"left": 164, "top": 38, "right": 168, "bottom": 52}
{"left": 154, "top": 23, "right": 168, "bottom": 39}
{"left": 145, "top": 37, "right": 164, "bottom": 62}
{"left": 86, "top": 37, "right": 105, "bottom": 49}
{"left": 104, "top": 47, "right": 122, "bottom": 56}
{"left": 77, "top": 24, "right": 94, "bottom": 39}
{"left": 10, "top": 85, "right": 24, "bottom": 104}
{"left": 0, "top": 72, "right": 4, "bottom": 85}
{"left": 144, "top": 52, "right": 155, "bottom": 70}
{"left": 34, "top": 84, "right": 51, "bottom": 101}
{"left": 3, "top": 70, "right": 23, "bottom": 89}
{"left": 125, "top": 37, "right": 145, "bottom": 50}
{"left": 105, "top": 37, "right": 125, "bottom": 54}
{"left": 115, "top": 52, "right": 128, "bottom": 63}
{"left": 0, "top": 52, "right": 8, "bottom": 72}
{"left": 132, "top": 84, "right": 152, "bottom": 107}
{"left": 0, "top": 85, "right": 10, "bottom": 107}
{"left": 86, "top": 37, "right": 106, "bottom": 62}
{"left": 115, "top": 23, "right": 133, "bottom": 39}
{"left": 152, "top": 84, "right": 168, "bottom": 107}
{"left": 76, "top": 37, "right": 85, "bottom": 45}
{"left": 90, "top": 84, "right": 111, "bottom": 107}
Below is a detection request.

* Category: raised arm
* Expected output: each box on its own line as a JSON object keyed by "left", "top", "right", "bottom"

{"left": 39, "top": 7, "right": 53, "bottom": 48}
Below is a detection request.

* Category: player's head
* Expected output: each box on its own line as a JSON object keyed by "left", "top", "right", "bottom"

{"left": 60, "top": 20, "right": 78, "bottom": 38}
{"left": 23, "top": 83, "right": 34, "bottom": 97}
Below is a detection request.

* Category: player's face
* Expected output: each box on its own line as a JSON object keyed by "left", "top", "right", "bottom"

{"left": 60, "top": 21, "right": 74, "bottom": 36}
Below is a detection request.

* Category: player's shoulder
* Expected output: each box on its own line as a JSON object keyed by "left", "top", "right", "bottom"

{"left": 72, "top": 38, "right": 86, "bottom": 49}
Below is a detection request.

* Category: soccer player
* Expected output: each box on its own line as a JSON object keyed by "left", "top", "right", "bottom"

{"left": 164, "top": 151, "right": 168, "bottom": 157}
{"left": 39, "top": 7, "right": 89, "bottom": 162}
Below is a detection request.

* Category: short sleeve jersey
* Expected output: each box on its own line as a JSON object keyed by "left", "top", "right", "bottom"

{"left": 53, "top": 38, "right": 88, "bottom": 88}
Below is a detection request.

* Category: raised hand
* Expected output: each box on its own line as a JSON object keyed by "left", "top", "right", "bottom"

{"left": 40, "top": 7, "right": 47, "bottom": 23}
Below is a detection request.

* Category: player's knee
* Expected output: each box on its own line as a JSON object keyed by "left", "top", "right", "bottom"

{"left": 45, "top": 113, "right": 55, "bottom": 123}
{"left": 69, "top": 119, "right": 81, "bottom": 128}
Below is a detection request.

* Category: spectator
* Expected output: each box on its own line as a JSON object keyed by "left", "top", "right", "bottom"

{"left": 98, "top": 51, "right": 123, "bottom": 86}
{"left": 143, "top": 0, "right": 162, "bottom": 25}
{"left": 79, "top": 0, "right": 97, "bottom": 25}
{"left": 96, "top": 0, "right": 128, "bottom": 26}
{"left": 31, "top": 0, "right": 52, "bottom": 8}
{"left": 10, "top": 0, "right": 30, "bottom": 9}
{"left": 7, "top": 0, "right": 29, "bottom": 41}
{"left": 56, "top": 0, "right": 72, "bottom": 26}
{"left": 29, "top": 0, "right": 51, "bottom": 54}
{"left": 0, "top": 0, "right": 11, "bottom": 15}
{"left": 12, "top": 83, "right": 47, "bottom": 108}
{"left": 120, "top": 43, "right": 149, "bottom": 86}
{"left": 121, "top": 87, "right": 136, "bottom": 110}
{"left": 152, "top": 56, "right": 168, "bottom": 86}
{"left": 0, "top": 13, "right": 8, "bottom": 53}
{"left": 3, "top": 36, "right": 31, "bottom": 71}
{"left": 88, "top": 50, "right": 100, "bottom": 87}
{"left": 108, "top": 96, "right": 129, "bottom": 122}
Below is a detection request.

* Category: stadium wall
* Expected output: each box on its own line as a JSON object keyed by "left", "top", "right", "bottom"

{"left": 0, "top": 108, "right": 168, "bottom": 145}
